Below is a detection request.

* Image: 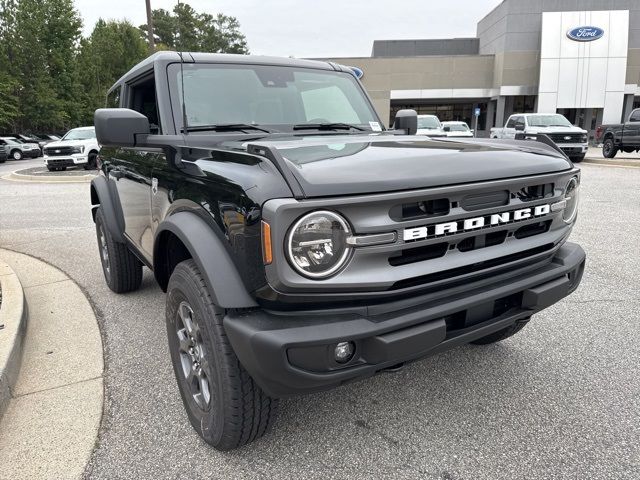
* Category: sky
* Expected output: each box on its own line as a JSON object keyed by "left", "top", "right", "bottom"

{"left": 74, "top": 0, "right": 503, "bottom": 58}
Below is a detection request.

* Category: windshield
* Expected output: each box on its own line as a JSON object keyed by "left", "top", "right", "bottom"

{"left": 417, "top": 116, "right": 441, "bottom": 129}
{"left": 169, "top": 63, "right": 380, "bottom": 132}
{"left": 527, "top": 114, "right": 572, "bottom": 127}
{"left": 62, "top": 128, "right": 96, "bottom": 141}
{"left": 444, "top": 123, "right": 469, "bottom": 131}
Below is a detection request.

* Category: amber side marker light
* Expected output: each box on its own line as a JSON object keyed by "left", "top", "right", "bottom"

{"left": 261, "top": 220, "right": 273, "bottom": 265}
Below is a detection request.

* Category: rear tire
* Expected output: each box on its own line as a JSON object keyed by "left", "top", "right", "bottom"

{"left": 95, "top": 207, "right": 143, "bottom": 293}
{"left": 166, "top": 259, "right": 278, "bottom": 450}
{"left": 11, "top": 150, "right": 22, "bottom": 160}
{"left": 471, "top": 318, "right": 529, "bottom": 345}
{"left": 602, "top": 138, "right": 617, "bottom": 158}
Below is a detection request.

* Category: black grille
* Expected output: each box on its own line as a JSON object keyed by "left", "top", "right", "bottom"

{"left": 547, "top": 133, "right": 583, "bottom": 144}
{"left": 391, "top": 243, "right": 556, "bottom": 290}
{"left": 44, "top": 146, "right": 75, "bottom": 156}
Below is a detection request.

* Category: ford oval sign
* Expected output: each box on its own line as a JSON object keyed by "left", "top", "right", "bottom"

{"left": 567, "top": 26, "right": 604, "bottom": 42}
{"left": 349, "top": 66, "right": 364, "bottom": 79}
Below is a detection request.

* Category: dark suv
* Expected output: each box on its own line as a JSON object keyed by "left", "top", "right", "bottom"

{"left": 91, "top": 52, "right": 586, "bottom": 450}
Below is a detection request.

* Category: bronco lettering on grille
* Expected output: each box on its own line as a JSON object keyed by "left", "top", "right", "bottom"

{"left": 403, "top": 204, "right": 551, "bottom": 241}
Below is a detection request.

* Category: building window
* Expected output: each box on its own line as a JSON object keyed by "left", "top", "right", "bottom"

{"left": 512, "top": 96, "right": 536, "bottom": 114}
{"left": 390, "top": 102, "right": 487, "bottom": 130}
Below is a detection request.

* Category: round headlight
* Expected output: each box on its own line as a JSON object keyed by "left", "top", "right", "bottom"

{"left": 563, "top": 176, "right": 580, "bottom": 223}
{"left": 286, "top": 211, "right": 351, "bottom": 278}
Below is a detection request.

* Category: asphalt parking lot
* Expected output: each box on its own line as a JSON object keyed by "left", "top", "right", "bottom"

{"left": 0, "top": 160, "right": 639, "bottom": 480}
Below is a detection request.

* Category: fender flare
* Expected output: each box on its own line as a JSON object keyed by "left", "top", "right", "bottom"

{"left": 154, "top": 212, "right": 258, "bottom": 309}
{"left": 90, "top": 175, "right": 126, "bottom": 243}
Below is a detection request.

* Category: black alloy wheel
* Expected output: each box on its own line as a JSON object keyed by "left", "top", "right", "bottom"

{"left": 175, "top": 301, "right": 212, "bottom": 410}
{"left": 602, "top": 138, "right": 617, "bottom": 158}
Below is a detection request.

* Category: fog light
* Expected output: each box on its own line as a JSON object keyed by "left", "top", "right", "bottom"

{"left": 334, "top": 341, "right": 355, "bottom": 364}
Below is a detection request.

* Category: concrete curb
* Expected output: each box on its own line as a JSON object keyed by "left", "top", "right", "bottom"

{"left": 2, "top": 169, "right": 96, "bottom": 183}
{"left": 0, "top": 258, "right": 27, "bottom": 421}
{"left": 0, "top": 249, "right": 104, "bottom": 479}
{"left": 583, "top": 158, "right": 640, "bottom": 168}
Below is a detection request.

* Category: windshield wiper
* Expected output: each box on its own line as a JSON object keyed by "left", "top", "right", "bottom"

{"left": 293, "top": 122, "right": 366, "bottom": 132}
{"left": 182, "top": 123, "right": 275, "bottom": 134}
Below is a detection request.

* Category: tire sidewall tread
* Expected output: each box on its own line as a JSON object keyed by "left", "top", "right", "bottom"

{"left": 95, "top": 207, "right": 143, "bottom": 293}
{"left": 166, "top": 259, "right": 277, "bottom": 451}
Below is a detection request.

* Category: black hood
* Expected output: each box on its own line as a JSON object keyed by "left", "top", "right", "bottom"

{"left": 250, "top": 134, "right": 572, "bottom": 198}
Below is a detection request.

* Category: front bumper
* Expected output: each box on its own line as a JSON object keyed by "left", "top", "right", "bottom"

{"left": 558, "top": 144, "right": 588, "bottom": 156}
{"left": 44, "top": 155, "right": 87, "bottom": 167}
{"left": 224, "top": 242, "right": 585, "bottom": 398}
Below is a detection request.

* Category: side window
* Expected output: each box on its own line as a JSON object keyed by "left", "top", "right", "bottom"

{"left": 106, "top": 86, "right": 121, "bottom": 108}
{"left": 128, "top": 76, "right": 161, "bottom": 134}
{"left": 629, "top": 110, "right": 640, "bottom": 122}
{"left": 506, "top": 116, "right": 516, "bottom": 128}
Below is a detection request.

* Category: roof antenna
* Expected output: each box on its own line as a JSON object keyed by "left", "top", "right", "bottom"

{"left": 177, "top": 0, "right": 189, "bottom": 134}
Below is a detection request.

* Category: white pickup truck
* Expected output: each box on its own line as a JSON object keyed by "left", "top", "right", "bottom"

{"left": 490, "top": 113, "right": 588, "bottom": 162}
{"left": 42, "top": 126, "right": 100, "bottom": 171}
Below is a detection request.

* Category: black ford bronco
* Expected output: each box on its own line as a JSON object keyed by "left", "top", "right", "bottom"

{"left": 91, "top": 52, "right": 585, "bottom": 450}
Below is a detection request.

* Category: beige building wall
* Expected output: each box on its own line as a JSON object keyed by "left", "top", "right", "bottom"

{"left": 626, "top": 48, "right": 640, "bottom": 84}
{"left": 327, "top": 56, "right": 495, "bottom": 124}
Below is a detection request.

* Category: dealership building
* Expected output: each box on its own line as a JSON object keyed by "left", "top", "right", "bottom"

{"left": 326, "top": 0, "right": 640, "bottom": 137}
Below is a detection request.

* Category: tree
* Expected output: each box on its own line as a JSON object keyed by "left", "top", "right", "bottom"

{"left": 77, "top": 19, "right": 148, "bottom": 124}
{"left": 0, "top": 1, "right": 19, "bottom": 129}
{"left": 2, "top": 0, "right": 82, "bottom": 132}
{"left": 140, "top": 2, "right": 249, "bottom": 54}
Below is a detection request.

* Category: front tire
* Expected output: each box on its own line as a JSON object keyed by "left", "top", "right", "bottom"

{"left": 602, "top": 138, "right": 617, "bottom": 158}
{"left": 471, "top": 318, "right": 529, "bottom": 345}
{"left": 95, "top": 207, "right": 143, "bottom": 293}
{"left": 84, "top": 152, "right": 98, "bottom": 170}
{"left": 11, "top": 150, "right": 22, "bottom": 160}
{"left": 166, "top": 259, "right": 277, "bottom": 450}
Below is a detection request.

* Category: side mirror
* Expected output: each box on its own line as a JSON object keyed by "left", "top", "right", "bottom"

{"left": 443, "top": 126, "right": 451, "bottom": 132}
{"left": 515, "top": 122, "right": 525, "bottom": 132}
{"left": 393, "top": 109, "right": 418, "bottom": 135}
{"left": 94, "top": 108, "right": 150, "bottom": 147}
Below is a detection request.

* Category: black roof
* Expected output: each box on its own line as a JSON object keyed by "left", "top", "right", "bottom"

{"left": 109, "top": 51, "right": 341, "bottom": 94}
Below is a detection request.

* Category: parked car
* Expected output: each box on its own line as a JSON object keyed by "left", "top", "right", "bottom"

{"left": 90, "top": 52, "right": 585, "bottom": 451}
{"left": 442, "top": 121, "right": 474, "bottom": 137}
{"left": 0, "top": 137, "right": 40, "bottom": 160}
{"left": 32, "top": 133, "right": 62, "bottom": 152}
{"left": 595, "top": 108, "right": 640, "bottom": 158}
{"left": 491, "top": 113, "right": 588, "bottom": 162}
{"left": 43, "top": 127, "right": 100, "bottom": 171}
{"left": 416, "top": 114, "right": 446, "bottom": 137}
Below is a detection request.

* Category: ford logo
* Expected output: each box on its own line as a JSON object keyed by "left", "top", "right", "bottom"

{"left": 567, "top": 26, "right": 604, "bottom": 42}
{"left": 349, "top": 66, "right": 364, "bottom": 79}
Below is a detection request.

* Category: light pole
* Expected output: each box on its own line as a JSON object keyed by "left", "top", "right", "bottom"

{"left": 145, "top": 0, "right": 155, "bottom": 52}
